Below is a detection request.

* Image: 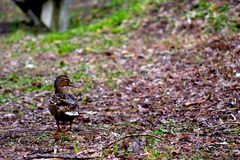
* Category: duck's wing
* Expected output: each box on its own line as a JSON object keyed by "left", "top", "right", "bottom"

{"left": 51, "top": 94, "right": 79, "bottom": 116}
{"left": 48, "top": 96, "right": 59, "bottom": 116}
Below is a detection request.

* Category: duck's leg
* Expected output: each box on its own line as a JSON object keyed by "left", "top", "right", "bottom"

{"left": 69, "top": 120, "right": 73, "bottom": 131}
{"left": 57, "top": 120, "right": 60, "bottom": 131}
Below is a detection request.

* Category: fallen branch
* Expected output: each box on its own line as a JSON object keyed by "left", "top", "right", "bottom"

{"left": 26, "top": 153, "right": 99, "bottom": 160}
{"left": 103, "top": 133, "right": 163, "bottom": 149}
{"left": 0, "top": 128, "right": 52, "bottom": 143}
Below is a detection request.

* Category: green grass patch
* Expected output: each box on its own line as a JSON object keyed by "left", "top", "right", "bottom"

{"left": 0, "top": 73, "right": 53, "bottom": 94}
{"left": 41, "top": 0, "right": 146, "bottom": 42}
{"left": 187, "top": 0, "right": 238, "bottom": 32}
{"left": 0, "top": 93, "right": 18, "bottom": 105}
{"left": 57, "top": 41, "right": 78, "bottom": 55}
{"left": 41, "top": 33, "right": 72, "bottom": 43}
{"left": 70, "top": 62, "right": 133, "bottom": 93}
{"left": 27, "top": 104, "right": 37, "bottom": 110}
{"left": 2, "top": 0, "right": 154, "bottom": 56}
{"left": 82, "top": 33, "right": 126, "bottom": 53}
{"left": 37, "top": 0, "right": 146, "bottom": 54}
{"left": 93, "top": 62, "right": 133, "bottom": 89}
{"left": 71, "top": 64, "right": 94, "bottom": 93}
{"left": 106, "top": 70, "right": 133, "bottom": 89}
{"left": 5, "top": 30, "right": 26, "bottom": 44}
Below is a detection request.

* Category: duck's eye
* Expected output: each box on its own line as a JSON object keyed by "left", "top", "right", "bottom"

{"left": 63, "top": 79, "right": 71, "bottom": 85}
{"left": 66, "top": 80, "right": 70, "bottom": 85}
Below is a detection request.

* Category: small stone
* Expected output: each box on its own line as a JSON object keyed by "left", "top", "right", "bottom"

{"left": 25, "top": 64, "right": 35, "bottom": 69}
{"left": 42, "top": 108, "right": 50, "bottom": 115}
{"left": 3, "top": 113, "right": 16, "bottom": 119}
{"left": 236, "top": 72, "right": 240, "bottom": 78}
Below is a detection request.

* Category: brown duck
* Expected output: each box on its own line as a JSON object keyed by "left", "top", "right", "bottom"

{"left": 48, "top": 75, "right": 79, "bottom": 131}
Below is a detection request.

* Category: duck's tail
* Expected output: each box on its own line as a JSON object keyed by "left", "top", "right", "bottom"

{"left": 65, "top": 112, "right": 80, "bottom": 117}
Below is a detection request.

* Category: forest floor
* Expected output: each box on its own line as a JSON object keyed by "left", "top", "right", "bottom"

{"left": 0, "top": 0, "right": 239, "bottom": 159}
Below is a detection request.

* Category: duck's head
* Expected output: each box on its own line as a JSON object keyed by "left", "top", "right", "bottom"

{"left": 54, "top": 75, "right": 74, "bottom": 94}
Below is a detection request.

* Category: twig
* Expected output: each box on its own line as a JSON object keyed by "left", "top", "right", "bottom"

{"left": 194, "top": 122, "right": 240, "bottom": 132}
{"left": 26, "top": 153, "right": 99, "bottom": 160}
{"left": 103, "top": 133, "right": 163, "bottom": 149}
{"left": 184, "top": 99, "right": 206, "bottom": 107}
{"left": 204, "top": 122, "right": 240, "bottom": 129}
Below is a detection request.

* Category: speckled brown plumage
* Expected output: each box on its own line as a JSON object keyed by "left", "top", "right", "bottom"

{"left": 48, "top": 75, "right": 79, "bottom": 131}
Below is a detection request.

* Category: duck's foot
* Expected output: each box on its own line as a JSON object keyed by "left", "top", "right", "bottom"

{"left": 57, "top": 121, "right": 61, "bottom": 131}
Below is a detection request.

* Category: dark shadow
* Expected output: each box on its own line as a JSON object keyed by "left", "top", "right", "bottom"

{"left": 0, "top": 20, "right": 49, "bottom": 36}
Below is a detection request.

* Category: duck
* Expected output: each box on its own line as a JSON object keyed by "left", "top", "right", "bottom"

{"left": 48, "top": 75, "right": 79, "bottom": 131}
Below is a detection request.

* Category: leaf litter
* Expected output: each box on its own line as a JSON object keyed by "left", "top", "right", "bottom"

{"left": 0, "top": 0, "right": 240, "bottom": 159}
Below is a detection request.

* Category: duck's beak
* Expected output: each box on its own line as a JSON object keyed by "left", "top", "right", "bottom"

{"left": 69, "top": 81, "right": 78, "bottom": 88}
